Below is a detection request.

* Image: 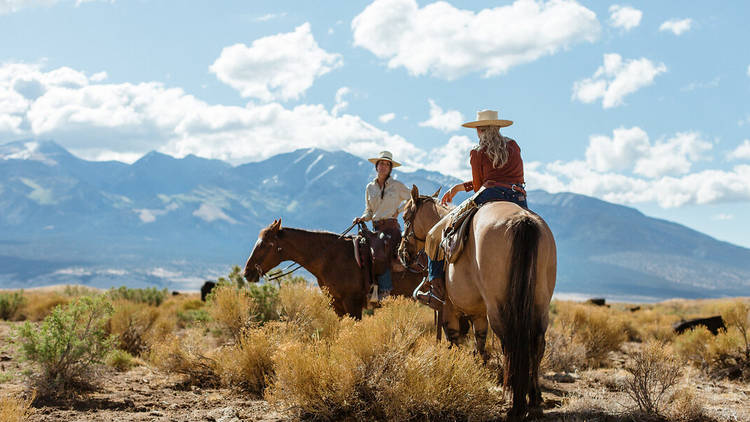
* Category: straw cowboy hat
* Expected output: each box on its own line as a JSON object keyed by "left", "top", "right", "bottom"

{"left": 368, "top": 150, "right": 401, "bottom": 167}
{"left": 462, "top": 109, "right": 513, "bottom": 128}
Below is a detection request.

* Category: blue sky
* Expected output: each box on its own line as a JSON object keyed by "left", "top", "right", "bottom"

{"left": 1, "top": 0, "right": 749, "bottom": 247}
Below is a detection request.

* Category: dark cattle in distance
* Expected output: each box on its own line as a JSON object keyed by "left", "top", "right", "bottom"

{"left": 629, "top": 306, "right": 641, "bottom": 312}
{"left": 586, "top": 298, "right": 607, "bottom": 306}
{"left": 673, "top": 316, "right": 727, "bottom": 335}
{"left": 171, "top": 291, "right": 180, "bottom": 296}
{"left": 200, "top": 281, "right": 217, "bottom": 302}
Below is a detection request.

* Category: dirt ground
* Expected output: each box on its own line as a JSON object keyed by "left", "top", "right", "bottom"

{"left": 2, "top": 321, "right": 749, "bottom": 422}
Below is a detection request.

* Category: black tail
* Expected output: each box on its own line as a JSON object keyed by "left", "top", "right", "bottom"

{"left": 502, "top": 215, "right": 540, "bottom": 417}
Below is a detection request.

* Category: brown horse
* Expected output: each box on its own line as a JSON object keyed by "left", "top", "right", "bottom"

{"left": 399, "top": 186, "right": 557, "bottom": 421}
{"left": 243, "top": 219, "right": 425, "bottom": 319}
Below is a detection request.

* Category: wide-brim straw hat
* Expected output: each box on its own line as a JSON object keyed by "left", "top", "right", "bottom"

{"left": 462, "top": 109, "right": 513, "bottom": 128}
{"left": 368, "top": 150, "right": 401, "bottom": 167}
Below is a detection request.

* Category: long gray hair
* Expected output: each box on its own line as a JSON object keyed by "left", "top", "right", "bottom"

{"left": 475, "top": 126, "right": 508, "bottom": 167}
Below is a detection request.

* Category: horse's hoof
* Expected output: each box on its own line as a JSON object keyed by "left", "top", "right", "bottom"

{"left": 527, "top": 406, "right": 543, "bottom": 420}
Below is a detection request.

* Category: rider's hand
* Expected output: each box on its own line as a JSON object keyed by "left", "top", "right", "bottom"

{"left": 352, "top": 217, "right": 362, "bottom": 224}
{"left": 440, "top": 190, "right": 453, "bottom": 206}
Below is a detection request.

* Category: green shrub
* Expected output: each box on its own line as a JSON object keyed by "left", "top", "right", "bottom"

{"left": 177, "top": 308, "right": 211, "bottom": 327}
{"left": 14, "top": 295, "right": 114, "bottom": 392}
{"left": 247, "top": 283, "right": 280, "bottom": 323}
{"left": 0, "top": 291, "right": 25, "bottom": 320}
{"left": 107, "top": 286, "right": 168, "bottom": 306}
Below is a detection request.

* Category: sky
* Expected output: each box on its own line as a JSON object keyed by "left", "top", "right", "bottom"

{"left": 1, "top": 0, "right": 749, "bottom": 247}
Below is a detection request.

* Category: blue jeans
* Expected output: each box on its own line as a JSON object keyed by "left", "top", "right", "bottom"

{"left": 427, "top": 187, "right": 528, "bottom": 281}
{"left": 377, "top": 269, "right": 393, "bottom": 293}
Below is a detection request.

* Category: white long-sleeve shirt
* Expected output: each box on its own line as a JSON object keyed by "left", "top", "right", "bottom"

{"left": 360, "top": 177, "right": 411, "bottom": 222}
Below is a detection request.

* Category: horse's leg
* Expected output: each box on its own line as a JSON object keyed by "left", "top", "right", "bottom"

{"left": 442, "top": 301, "right": 463, "bottom": 347}
{"left": 471, "top": 315, "right": 489, "bottom": 364}
{"left": 528, "top": 312, "right": 548, "bottom": 414}
{"left": 330, "top": 297, "right": 347, "bottom": 317}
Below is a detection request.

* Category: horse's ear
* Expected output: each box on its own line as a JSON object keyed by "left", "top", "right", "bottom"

{"left": 431, "top": 187, "right": 441, "bottom": 198}
{"left": 410, "top": 184, "right": 419, "bottom": 201}
{"left": 269, "top": 219, "right": 281, "bottom": 232}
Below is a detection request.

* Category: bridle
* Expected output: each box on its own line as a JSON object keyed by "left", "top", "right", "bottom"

{"left": 399, "top": 199, "right": 429, "bottom": 272}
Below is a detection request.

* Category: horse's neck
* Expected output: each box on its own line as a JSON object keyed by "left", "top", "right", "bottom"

{"left": 426, "top": 201, "right": 449, "bottom": 228}
{"left": 278, "top": 228, "right": 343, "bottom": 277}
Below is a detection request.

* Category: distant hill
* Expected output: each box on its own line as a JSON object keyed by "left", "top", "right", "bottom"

{"left": 1, "top": 139, "right": 748, "bottom": 300}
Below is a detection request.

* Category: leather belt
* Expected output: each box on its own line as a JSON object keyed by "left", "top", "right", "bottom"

{"left": 482, "top": 180, "right": 526, "bottom": 195}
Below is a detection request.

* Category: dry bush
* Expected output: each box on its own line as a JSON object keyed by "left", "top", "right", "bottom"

{"left": 148, "top": 327, "right": 219, "bottom": 387}
{"left": 628, "top": 308, "right": 678, "bottom": 343}
{"left": 0, "top": 392, "right": 35, "bottom": 422}
{"left": 553, "top": 302, "right": 627, "bottom": 367}
{"left": 542, "top": 320, "right": 586, "bottom": 373}
{"left": 278, "top": 283, "right": 341, "bottom": 342}
{"left": 668, "top": 386, "right": 708, "bottom": 422}
{"left": 625, "top": 341, "right": 682, "bottom": 417}
{"left": 673, "top": 326, "right": 745, "bottom": 378}
{"left": 720, "top": 300, "right": 750, "bottom": 361}
{"left": 107, "top": 300, "right": 176, "bottom": 356}
{"left": 215, "top": 323, "right": 279, "bottom": 395}
{"left": 106, "top": 349, "right": 137, "bottom": 372}
{"left": 268, "top": 298, "right": 499, "bottom": 421}
{"left": 0, "top": 291, "right": 25, "bottom": 320}
{"left": 207, "top": 284, "right": 257, "bottom": 342}
{"left": 18, "top": 292, "right": 69, "bottom": 322}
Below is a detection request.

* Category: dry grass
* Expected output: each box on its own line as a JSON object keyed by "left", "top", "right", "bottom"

{"left": 148, "top": 327, "right": 219, "bottom": 387}
{"left": 553, "top": 302, "right": 627, "bottom": 367}
{"left": 267, "top": 297, "right": 501, "bottom": 421}
{"left": 207, "top": 284, "right": 257, "bottom": 342}
{"left": 107, "top": 300, "right": 176, "bottom": 356}
{"left": 278, "top": 283, "right": 342, "bottom": 342}
{"left": 543, "top": 320, "right": 587, "bottom": 373}
{"left": 105, "top": 349, "right": 138, "bottom": 372}
{"left": 17, "top": 292, "right": 69, "bottom": 322}
{"left": 215, "top": 323, "right": 279, "bottom": 395}
{"left": 0, "top": 392, "right": 35, "bottom": 422}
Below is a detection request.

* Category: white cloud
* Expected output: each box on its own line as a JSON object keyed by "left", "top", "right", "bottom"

{"left": 193, "top": 203, "right": 237, "bottom": 224}
{"left": 378, "top": 112, "right": 395, "bottom": 123}
{"left": 254, "top": 12, "right": 286, "bottom": 22}
{"left": 728, "top": 140, "right": 750, "bottom": 161}
{"left": 209, "top": 23, "right": 342, "bottom": 101}
{"left": 713, "top": 213, "right": 734, "bottom": 221}
{"left": 572, "top": 53, "right": 667, "bottom": 108}
{"left": 585, "top": 127, "right": 711, "bottom": 178}
{"left": 659, "top": 18, "right": 692, "bottom": 35}
{"left": 0, "top": 62, "right": 431, "bottom": 167}
{"left": 418, "top": 99, "right": 463, "bottom": 132}
{"left": 351, "top": 0, "right": 600, "bottom": 79}
{"left": 331, "top": 87, "right": 350, "bottom": 117}
{"left": 608, "top": 5, "right": 642, "bottom": 31}
{"left": 681, "top": 76, "right": 720, "bottom": 92}
{"left": 0, "top": 0, "right": 108, "bottom": 15}
{"left": 423, "top": 135, "right": 474, "bottom": 179}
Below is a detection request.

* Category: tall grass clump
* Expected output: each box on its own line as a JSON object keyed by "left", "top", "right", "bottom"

{"left": 0, "top": 291, "right": 25, "bottom": 320}
{"left": 553, "top": 301, "right": 627, "bottom": 367}
{"left": 148, "top": 328, "right": 219, "bottom": 387}
{"left": 625, "top": 341, "right": 682, "bottom": 418}
{"left": 107, "top": 300, "right": 176, "bottom": 356}
{"left": 0, "top": 392, "right": 35, "bottom": 422}
{"left": 106, "top": 349, "right": 137, "bottom": 372}
{"left": 268, "top": 298, "right": 501, "bottom": 421}
{"left": 14, "top": 295, "right": 114, "bottom": 393}
{"left": 207, "top": 284, "right": 257, "bottom": 341}
{"left": 216, "top": 324, "right": 280, "bottom": 395}
{"left": 18, "top": 292, "right": 69, "bottom": 322}
{"left": 107, "top": 286, "right": 168, "bottom": 306}
{"left": 542, "top": 321, "right": 586, "bottom": 373}
{"left": 278, "top": 282, "right": 340, "bottom": 341}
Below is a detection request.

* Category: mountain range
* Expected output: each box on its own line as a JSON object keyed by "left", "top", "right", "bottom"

{"left": 1, "top": 139, "right": 748, "bottom": 300}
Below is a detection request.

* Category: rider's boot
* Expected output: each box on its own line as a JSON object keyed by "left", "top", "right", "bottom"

{"left": 415, "top": 277, "right": 444, "bottom": 311}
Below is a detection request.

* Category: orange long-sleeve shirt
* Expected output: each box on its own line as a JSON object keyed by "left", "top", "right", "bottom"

{"left": 467, "top": 139, "right": 524, "bottom": 193}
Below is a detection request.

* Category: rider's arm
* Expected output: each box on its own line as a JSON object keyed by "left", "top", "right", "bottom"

{"left": 470, "top": 149, "right": 483, "bottom": 193}
{"left": 355, "top": 186, "right": 375, "bottom": 223}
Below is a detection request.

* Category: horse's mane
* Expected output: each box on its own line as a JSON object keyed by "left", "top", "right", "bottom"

{"left": 279, "top": 226, "right": 353, "bottom": 240}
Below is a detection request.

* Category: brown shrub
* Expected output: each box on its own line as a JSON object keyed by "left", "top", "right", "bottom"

{"left": 625, "top": 341, "right": 682, "bottom": 417}
{"left": 107, "top": 300, "right": 176, "bottom": 355}
{"left": 216, "top": 324, "right": 278, "bottom": 395}
{"left": 668, "top": 386, "right": 708, "bottom": 422}
{"left": 0, "top": 392, "right": 35, "bottom": 422}
{"left": 542, "top": 321, "right": 586, "bottom": 373}
{"left": 207, "top": 284, "right": 256, "bottom": 341}
{"left": 18, "top": 293, "right": 69, "bottom": 322}
{"left": 554, "top": 302, "right": 627, "bottom": 367}
{"left": 148, "top": 328, "right": 219, "bottom": 387}
{"left": 267, "top": 298, "right": 499, "bottom": 421}
{"left": 278, "top": 283, "right": 343, "bottom": 342}
{"left": 106, "top": 349, "right": 138, "bottom": 372}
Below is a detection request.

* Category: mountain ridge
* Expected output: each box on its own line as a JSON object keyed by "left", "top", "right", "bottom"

{"left": 1, "top": 139, "right": 748, "bottom": 300}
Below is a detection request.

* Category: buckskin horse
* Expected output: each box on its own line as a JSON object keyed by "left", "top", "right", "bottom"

{"left": 243, "top": 219, "right": 425, "bottom": 319}
{"left": 399, "top": 186, "right": 557, "bottom": 421}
